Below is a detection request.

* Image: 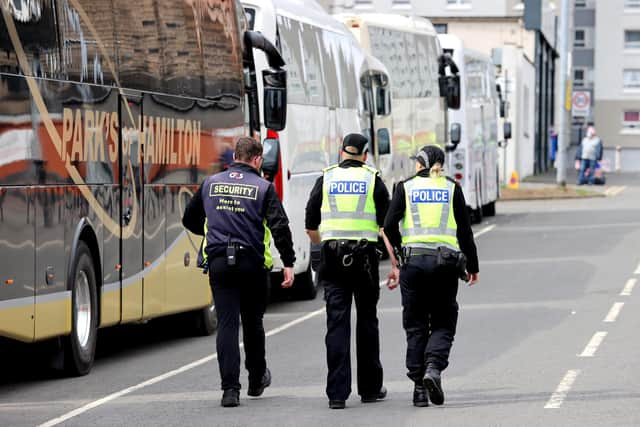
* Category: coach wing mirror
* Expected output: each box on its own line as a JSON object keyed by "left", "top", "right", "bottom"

{"left": 500, "top": 100, "right": 506, "bottom": 118}
{"left": 375, "top": 86, "right": 391, "bottom": 116}
{"left": 503, "top": 122, "right": 512, "bottom": 140}
{"left": 446, "top": 122, "right": 462, "bottom": 152}
{"left": 377, "top": 128, "right": 391, "bottom": 155}
{"left": 441, "top": 75, "right": 461, "bottom": 110}
{"left": 261, "top": 137, "right": 280, "bottom": 182}
{"left": 263, "top": 68, "right": 287, "bottom": 131}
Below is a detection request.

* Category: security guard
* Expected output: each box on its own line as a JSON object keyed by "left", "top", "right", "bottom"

{"left": 383, "top": 145, "right": 479, "bottom": 407}
{"left": 182, "top": 137, "right": 296, "bottom": 408}
{"left": 305, "top": 133, "right": 390, "bottom": 409}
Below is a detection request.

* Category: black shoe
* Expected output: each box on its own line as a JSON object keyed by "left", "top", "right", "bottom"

{"left": 221, "top": 389, "right": 240, "bottom": 407}
{"left": 413, "top": 383, "right": 429, "bottom": 407}
{"left": 424, "top": 370, "right": 444, "bottom": 406}
{"left": 248, "top": 368, "right": 272, "bottom": 397}
{"left": 361, "top": 386, "right": 387, "bottom": 403}
{"left": 329, "top": 400, "right": 346, "bottom": 409}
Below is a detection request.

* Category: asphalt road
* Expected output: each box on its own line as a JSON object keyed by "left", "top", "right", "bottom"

{"left": 2, "top": 174, "right": 640, "bottom": 427}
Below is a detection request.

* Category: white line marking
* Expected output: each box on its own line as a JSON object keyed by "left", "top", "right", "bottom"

{"left": 611, "top": 186, "right": 627, "bottom": 196}
{"left": 603, "top": 302, "right": 625, "bottom": 322}
{"left": 475, "top": 224, "right": 496, "bottom": 237}
{"left": 38, "top": 307, "right": 325, "bottom": 427}
{"left": 544, "top": 369, "right": 581, "bottom": 409}
{"left": 604, "top": 186, "right": 618, "bottom": 196}
{"left": 578, "top": 331, "right": 608, "bottom": 357}
{"left": 621, "top": 278, "right": 637, "bottom": 296}
{"left": 634, "top": 263, "right": 640, "bottom": 275}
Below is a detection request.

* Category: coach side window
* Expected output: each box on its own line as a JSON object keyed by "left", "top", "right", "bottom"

{"left": 200, "top": 0, "right": 243, "bottom": 106}
{"left": 0, "top": 0, "right": 61, "bottom": 78}
{"left": 277, "top": 15, "right": 306, "bottom": 105}
{"left": 57, "top": 0, "right": 117, "bottom": 85}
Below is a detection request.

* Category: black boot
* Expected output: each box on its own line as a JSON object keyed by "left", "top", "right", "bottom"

{"left": 221, "top": 389, "right": 240, "bottom": 407}
{"left": 329, "top": 400, "right": 346, "bottom": 409}
{"left": 361, "top": 386, "right": 387, "bottom": 403}
{"left": 424, "top": 368, "right": 444, "bottom": 406}
{"left": 248, "top": 368, "right": 272, "bottom": 397}
{"left": 413, "top": 383, "right": 429, "bottom": 407}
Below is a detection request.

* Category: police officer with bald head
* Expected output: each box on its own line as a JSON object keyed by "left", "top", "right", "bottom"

{"left": 383, "top": 145, "right": 479, "bottom": 408}
{"left": 305, "top": 133, "right": 390, "bottom": 409}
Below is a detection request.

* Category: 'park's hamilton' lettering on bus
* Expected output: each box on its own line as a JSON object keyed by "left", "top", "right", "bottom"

{"left": 61, "top": 107, "right": 202, "bottom": 166}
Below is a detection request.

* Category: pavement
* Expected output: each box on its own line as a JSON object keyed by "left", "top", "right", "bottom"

{"left": 2, "top": 179, "right": 640, "bottom": 426}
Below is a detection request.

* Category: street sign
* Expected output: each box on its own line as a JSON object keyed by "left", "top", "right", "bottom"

{"left": 572, "top": 91, "right": 591, "bottom": 117}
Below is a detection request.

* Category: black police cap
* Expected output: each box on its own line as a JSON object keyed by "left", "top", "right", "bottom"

{"left": 342, "top": 133, "right": 368, "bottom": 155}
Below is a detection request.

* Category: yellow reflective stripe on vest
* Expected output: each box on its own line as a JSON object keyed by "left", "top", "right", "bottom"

{"left": 401, "top": 176, "right": 459, "bottom": 249}
{"left": 320, "top": 165, "right": 379, "bottom": 242}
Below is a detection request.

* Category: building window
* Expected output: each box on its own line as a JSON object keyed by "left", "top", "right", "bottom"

{"left": 574, "top": 29, "right": 585, "bottom": 48}
{"left": 447, "top": 0, "right": 471, "bottom": 6}
{"left": 625, "top": 30, "right": 640, "bottom": 49}
{"left": 623, "top": 69, "right": 640, "bottom": 89}
{"left": 574, "top": 69, "right": 585, "bottom": 87}
{"left": 625, "top": 0, "right": 640, "bottom": 9}
{"left": 575, "top": 0, "right": 586, "bottom": 7}
{"left": 434, "top": 23, "right": 448, "bottom": 34}
{"left": 623, "top": 111, "right": 640, "bottom": 128}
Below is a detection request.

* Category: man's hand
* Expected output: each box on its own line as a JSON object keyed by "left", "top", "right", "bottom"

{"left": 281, "top": 267, "right": 294, "bottom": 288}
{"left": 386, "top": 266, "right": 400, "bottom": 290}
{"left": 467, "top": 272, "right": 479, "bottom": 286}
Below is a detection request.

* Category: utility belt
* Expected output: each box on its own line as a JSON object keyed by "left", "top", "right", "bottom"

{"left": 324, "top": 239, "right": 374, "bottom": 268}
{"left": 401, "top": 245, "right": 468, "bottom": 281}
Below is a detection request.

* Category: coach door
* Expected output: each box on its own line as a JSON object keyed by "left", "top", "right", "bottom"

{"left": 119, "top": 92, "right": 144, "bottom": 322}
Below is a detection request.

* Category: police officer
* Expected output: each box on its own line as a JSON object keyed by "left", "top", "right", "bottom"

{"left": 305, "top": 133, "right": 390, "bottom": 409}
{"left": 182, "top": 137, "right": 296, "bottom": 408}
{"left": 383, "top": 145, "right": 479, "bottom": 407}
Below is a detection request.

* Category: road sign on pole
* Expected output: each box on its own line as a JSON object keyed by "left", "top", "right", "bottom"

{"left": 572, "top": 91, "right": 591, "bottom": 117}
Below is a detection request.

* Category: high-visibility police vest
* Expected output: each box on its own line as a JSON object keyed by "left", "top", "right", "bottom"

{"left": 401, "top": 175, "right": 459, "bottom": 250}
{"left": 319, "top": 164, "right": 379, "bottom": 242}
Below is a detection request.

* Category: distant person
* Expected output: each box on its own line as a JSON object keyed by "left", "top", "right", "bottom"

{"left": 549, "top": 126, "right": 558, "bottom": 166}
{"left": 576, "top": 126, "right": 602, "bottom": 185}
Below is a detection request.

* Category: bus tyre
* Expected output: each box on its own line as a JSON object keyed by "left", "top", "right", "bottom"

{"left": 482, "top": 201, "right": 496, "bottom": 217}
{"left": 193, "top": 304, "right": 217, "bottom": 336}
{"left": 295, "top": 264, "right": 318, "bottom": 300}
{"left": 64, "top": 241, "right": 98, "bottom": 376}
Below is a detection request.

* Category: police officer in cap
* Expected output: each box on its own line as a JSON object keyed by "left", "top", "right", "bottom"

{"left": 305, "top": 133, "right": 390, "bottom": 409}
{"left": 383, "top": 144, "right": 479, "bottom": 407}
{"left": 182, "top": 137, "right": 296, "bottom": 408}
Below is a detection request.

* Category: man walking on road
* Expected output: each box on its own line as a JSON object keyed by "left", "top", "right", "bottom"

{"left": 182, "top": 137, "right": 296, "bottom": 408}
{"left": 305, "top": 133, "right": 390, "bottom": 409}
{"left": 383, "top": 145, "right": 479, "bottom": 407}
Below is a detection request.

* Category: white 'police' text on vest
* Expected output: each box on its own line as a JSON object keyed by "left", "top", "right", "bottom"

{"left": 328, "top": 181, "right": 367, "bottom": 195}
{"left": 411, "top": 189, "right": 450, "bottom": 204}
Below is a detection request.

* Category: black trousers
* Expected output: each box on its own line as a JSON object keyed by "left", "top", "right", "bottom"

{"left": 209, "top": 255, "right": 268, "bottom": 391}
{"left": 320, "top": 244, "right": 383, "bottom": 401}
{"left": 399, "top": 254, "right": 459, "bottom": 384}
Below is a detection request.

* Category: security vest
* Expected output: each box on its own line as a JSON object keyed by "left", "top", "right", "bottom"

{"left": 319, "top": 164, "right": 379, "bottom": 242}
{"left": 401, "top": 175, "right": 459, "bottom": 250}
{"left": 201, "top": 166, "right": 273, "bottom": 268}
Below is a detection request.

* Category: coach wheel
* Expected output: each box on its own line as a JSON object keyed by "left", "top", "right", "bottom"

{"left": 64, "top": 241, "right": 98, "bottom": 376}
{"left": 193, "top": 302, "right": 217, "bottom": 336}
{"left": 295, "top": 263, "right": 318, "bottom": 300}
